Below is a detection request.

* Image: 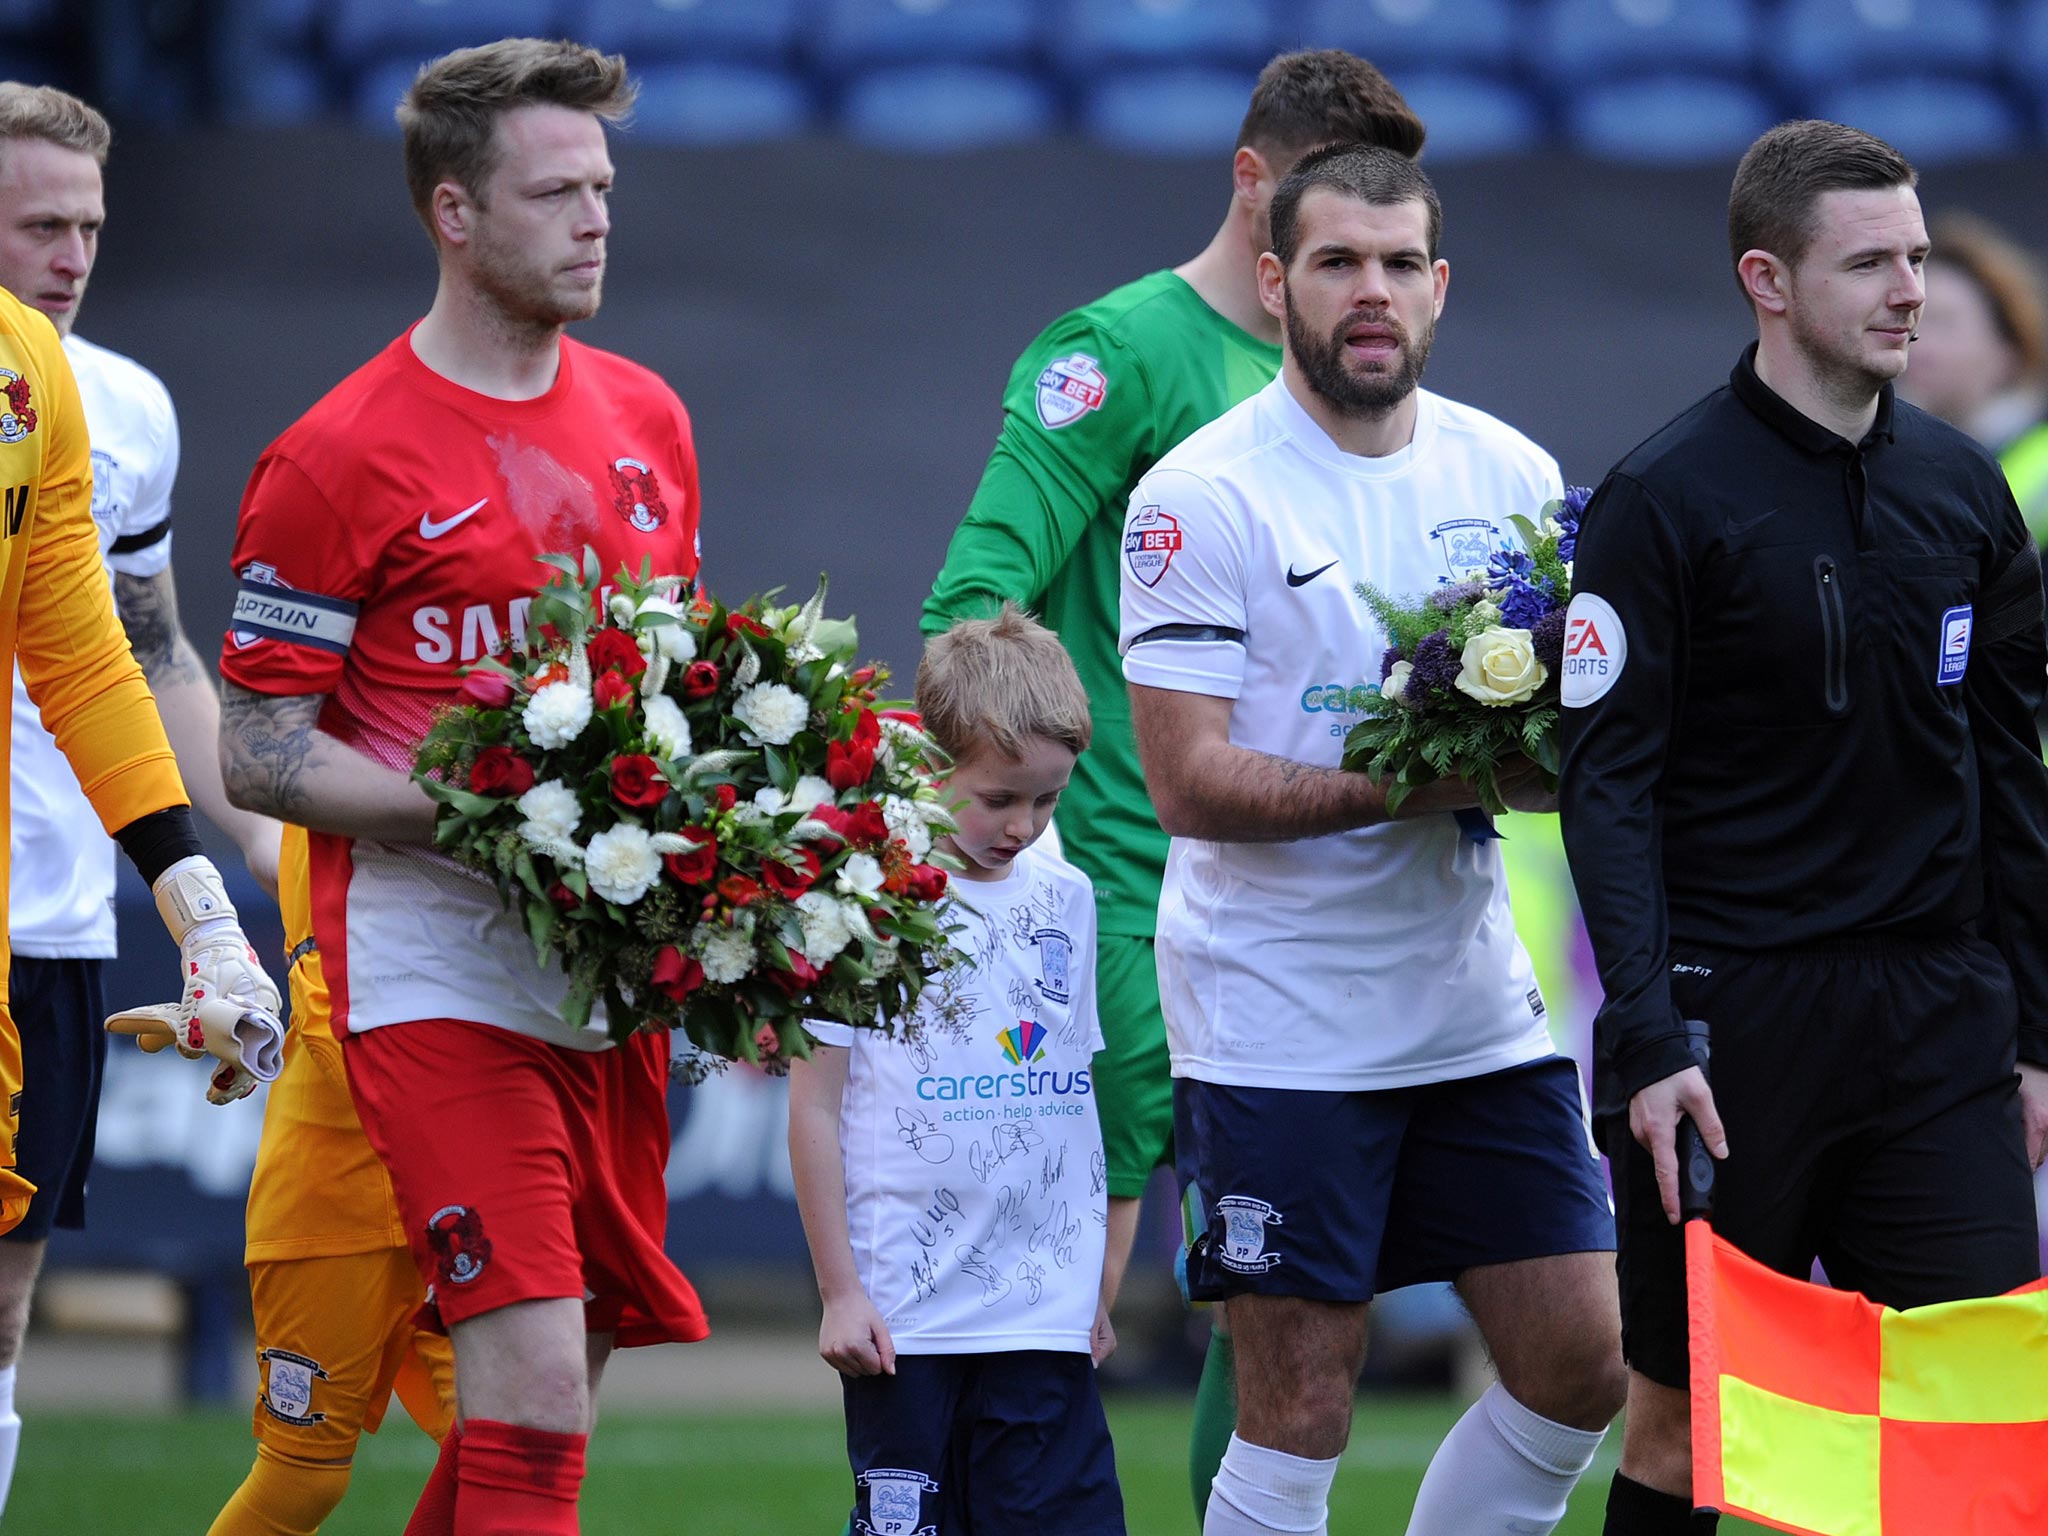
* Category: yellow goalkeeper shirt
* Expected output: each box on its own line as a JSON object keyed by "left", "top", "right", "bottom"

{"left": 0, "top": 290, "right": 186, "bottom": 1230}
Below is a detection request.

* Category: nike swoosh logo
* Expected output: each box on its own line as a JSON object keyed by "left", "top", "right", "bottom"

{"left": 1727, "top": 507, "right": 1778, "bottom": 537}
{"left": 1286, "top": 560, "right": 1338, "bottom": 588}
{"left": 419, "top": 498, "right": 488, "bottom": 540}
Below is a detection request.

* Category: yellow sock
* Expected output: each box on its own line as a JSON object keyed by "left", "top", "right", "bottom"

{"left": 205, "top": 1445, "right": 352, "bottom": 1536}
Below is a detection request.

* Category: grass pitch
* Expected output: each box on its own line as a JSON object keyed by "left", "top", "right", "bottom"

{"left": 10, "top": 1394, "right": 1768, "bottom": 1534}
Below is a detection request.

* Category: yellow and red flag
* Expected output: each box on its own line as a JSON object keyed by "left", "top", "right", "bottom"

{"left": 1688, "top": 1221, "right": 2048, "bottom": 1535}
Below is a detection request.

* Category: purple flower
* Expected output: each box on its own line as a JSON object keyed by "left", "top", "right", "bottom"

{"left": 1380, "top": 643, "right": 1404, "bottom": 682}
{"left": 1428, "top": 579, "right": 1487, "bottom": 614}
{"left": 1532, "top": 606, "right": 1568, "bottom": 671}
{"left": 1556, "top": 484, "right": 1594, "bottom": 563}
{"left": 1498, "top": 575, "right": 1556, "bottom": 631}
{"left": 1408, "top": 629, "right": 1462, "bottom": 700}
{"left": 1562, "top": 485, "right": 1595, "bottom": 519}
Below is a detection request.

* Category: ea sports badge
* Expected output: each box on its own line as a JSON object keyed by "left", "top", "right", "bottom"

{"left": 1937, "top": 604, "right": 1972, "bottom": 686}
{"left": 1034, "top": 352, "right": 1107, "bottom": 429}
{"left": 1560, "top": 591, "right": 1626, "bottom": 707}
{"left": 1124, "top": 505, "right": 1181, "bottom": 588}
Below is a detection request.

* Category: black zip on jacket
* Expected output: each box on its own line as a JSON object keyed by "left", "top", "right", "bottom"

{"left": 1559, "top": 345, "right": 2048, "bottom": 1118}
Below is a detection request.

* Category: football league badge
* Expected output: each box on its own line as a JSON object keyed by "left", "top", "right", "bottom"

{"left": 1034, "top": 352, "right": 1107, "bottom": 430}
{"left": 1213, "top": 1195, "right": 1284, "bottom": 1275}
{"left": 1938, "top": 604, "right": 1972, "bottom": 686}
{"left": 1124, "top": 505, "right": 1181, "bottom": 588}
{"left": 856, "top": 1467, "right": 940, "bottom": 1536}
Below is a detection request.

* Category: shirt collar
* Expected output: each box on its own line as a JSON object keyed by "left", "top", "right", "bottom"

{"left": 1730, "top": 342, "right": 1895, "bottom": 454}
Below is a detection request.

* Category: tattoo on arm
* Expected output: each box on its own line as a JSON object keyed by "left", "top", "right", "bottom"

{"left": 219, "top": 684, "right": 323, "bottom": 821}
{"left": 114, "top": 569, "right": 201, "bottom": 688}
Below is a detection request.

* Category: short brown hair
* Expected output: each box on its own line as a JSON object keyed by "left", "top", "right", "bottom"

{"left": 1270, "top": 143, "right": 1441, "bottom": 269}
{"left": 1237, "top": 50, "right": 1425, "bottom": 164}
{"left": 916, "top": 604, "right": 1092, "bottom": 765}
{"left": 398, "top": 38, "right": 635, "bottom": 235}
{"left": 1728, "top": 119, "right": 1916, "bottom": 293}
{"left": 0, "top": 82, "right": 110, "bottom": 166}
{"left": 1927, "top": 210, "right": 2048, "bottom": 384}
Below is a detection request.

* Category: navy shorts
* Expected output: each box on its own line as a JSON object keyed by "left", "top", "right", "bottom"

{"left": 1175, "top": 1055, "right": 1616, "bottom": 1303}
{"left": 842, "top": 1351, "right": 1124, "bottom": 1536}
{"left": 4, "top": 956, "right": 108, "bottom": 1241}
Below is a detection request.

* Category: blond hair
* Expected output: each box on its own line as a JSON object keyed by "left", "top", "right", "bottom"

{"left": 916, "top": 604, "right": 1092, "bottom": 765}
{"left": 397, "top": 38, "right": 635, "bottom": 235}
{"left": 0, "top": 82, "right": 110, "bottom": 165}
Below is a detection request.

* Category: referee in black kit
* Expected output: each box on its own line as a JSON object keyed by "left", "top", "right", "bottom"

{"left": 1559, "top": 120, "right": 2048, "bottom": 1536}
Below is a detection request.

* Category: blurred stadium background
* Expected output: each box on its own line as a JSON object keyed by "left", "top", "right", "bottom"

{"left": 6, "top": 1, "right": 2048, "bottom": 1530}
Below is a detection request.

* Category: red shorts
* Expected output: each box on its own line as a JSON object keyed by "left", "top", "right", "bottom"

{"left": 344, "top": 1019, "right": 709, "bottom": 1347}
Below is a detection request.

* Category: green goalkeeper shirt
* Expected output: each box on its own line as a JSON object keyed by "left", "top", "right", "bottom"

{"left": 922, "top": 270, "right": 1281, "bottom": 936}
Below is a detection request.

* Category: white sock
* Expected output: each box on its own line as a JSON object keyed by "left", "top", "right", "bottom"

{"left": 1205, "top": 1432, "right": 1340, "bottom": 1535}
{"left": 0, "top": 1362, "right": 20, "bottom": 1520}
{"left": 1404, "top": 1382, "right": 1606, "bottom": 1536}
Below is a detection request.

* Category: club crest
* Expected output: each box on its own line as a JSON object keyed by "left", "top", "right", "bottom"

{"left": 426, "top": 1203, "right": 492, "bottom": 1286}
{"left": 1032, "top": 927, "right": 1072, "bottom": 1004}
{"left": 610, "top": 456, "right": 670, "bottom": 533}
{"left": 0, "top": 370, "right": 36, "bottom": 443}
{"left": 1214, "top": 1195, "right": 1283, "bottom": 1274}
{"left": 1429, "top": 518, "right": 1505, "bottom": 579}
{"left": 856, "top": 1467, "right": 939, "bottom": 1536}
{"left": 258, "top": 1348, "right": 329, "bottom": 1426}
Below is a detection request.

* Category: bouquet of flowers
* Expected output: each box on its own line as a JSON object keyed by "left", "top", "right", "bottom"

{"left": 411, "top": 549, "right": 961, "bottom": 1072}
{"left": 1340, "top": 487, "right": 1591, "bottom": 815}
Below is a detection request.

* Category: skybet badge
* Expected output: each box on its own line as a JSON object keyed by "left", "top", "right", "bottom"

{"left": 1034, "top": 352, "right": 1106, "bottom": 429}
{"left": 1124, "top": 505, "right": 1181, "bottom": 588}
{"left": 1937, "top": 605, "right": 1972, "bottom": 686}
{"left": 1560, "top": 591, "right": 1626, "bottom": 707}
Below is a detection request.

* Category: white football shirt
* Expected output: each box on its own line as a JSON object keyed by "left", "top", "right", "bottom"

{"left": 9, "top": 334, "right": 179, "bottom": 957}
{"left": 1120, "top": 375, "right": 1561, "bottom": 1091}
{"left": 808, "top": 843, "right": 1107, "bottom": 1355}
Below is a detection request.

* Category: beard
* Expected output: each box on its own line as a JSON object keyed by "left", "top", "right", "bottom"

{"left": 471, "top": 221, "right": 602, "bottom": 331}
{"left": 1286, "top": 290, "right": 1433, "bottom": 417}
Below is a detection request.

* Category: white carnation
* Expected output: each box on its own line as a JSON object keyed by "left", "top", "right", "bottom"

{"left": 754, "top": 784, "right": 790, "bottom": 815}
{"left": 523, "top": 681, "right": 593, "bottom": 749}
{"left": 793, "top": 891, "right": 854, "bottom": 966}
{"left": 837, "top": 852, "right": 886, "bottom": 899}
{"left": 732, "top": 683, "right": 807, "bottom": 746}
{"left": 643, "top": 694, "right": 693, "bottom": 761}
{"left": 635, "top": 595, "right": 697, "bottom": 662}
{"left": 788, "top": 775, "right": 835, "bottom": 814}
{"left": 882, "top": 795, "right": 932, "bottom": 861}
{"left": 516, "top": 780, "right": 582, "bottom": 844}
{"left": 583, "top": 823, "right": 661, "bottom": 906}
{"left": 698, "top": 924, "right": 756, "bottom": 984}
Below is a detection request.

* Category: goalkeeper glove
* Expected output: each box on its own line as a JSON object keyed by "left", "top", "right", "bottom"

{"left": 105, "top": 997, "right": 285, "bottom": 1104}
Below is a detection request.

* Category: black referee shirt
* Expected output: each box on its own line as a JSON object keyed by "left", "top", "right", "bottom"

{"left": 1560, "top": 345, "right": 2048, "bottom": 1114}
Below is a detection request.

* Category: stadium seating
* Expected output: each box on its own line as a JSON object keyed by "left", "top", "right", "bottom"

{"left": 0, "top": 0, "right": 60, "bottom": 34}
{"left": 1815, "top": 75, "right": 2027, "bottom": 163}
{"left": 1394, "top": 71, "right": 1546, "bottom": 160}
{"left": 1773, "top": 0, "right": 2002, "bottom": 96}
{"left": 347, "top": 54, "right": 424, "bottom": 134}
{"left": 811, "top": 0, "right": 1040, "bottom": 76}
{"left": 839, "top": 62, "right": 1057, "bottom": 150}
{"left": 1294, "top": 0, "right": 1521, "bottom": 77}
{"left": 326, "top": 0, "right": 563, "bottom": 71}
{"left": 632, "top": 62, "right": 814, "bottom": 145}
{"left": 1083, "top": 63, "right": 1263, "bottom": 154}
{"left": 1563, "top": 74, "right": 1779, "bottom": 163}
{"left": 1050, "top": 0, "right": 1275, "bottom": 78}
{"left": 569, "top": 0, "right": 804, "bottom": 64}
{"left": 1529, "top": 0, "right": 1760, "bottom": 89}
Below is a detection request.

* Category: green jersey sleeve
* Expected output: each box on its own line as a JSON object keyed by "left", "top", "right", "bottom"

{"left": 922, "top": 317, "right": 1156, "bottom": 635}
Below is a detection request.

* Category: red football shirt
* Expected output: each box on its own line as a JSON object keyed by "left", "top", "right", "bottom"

{"left": 221, "top": 328, "right": 701, "bottom": 1046}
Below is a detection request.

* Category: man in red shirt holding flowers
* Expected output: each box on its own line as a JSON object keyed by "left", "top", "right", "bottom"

{"left": 217, "top": 40, "right": 706, "bottom": 1536}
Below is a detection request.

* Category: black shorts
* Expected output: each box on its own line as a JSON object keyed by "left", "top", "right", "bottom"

{"left": 842, "top": 1351, "right": 1124, "bottom": 1536}
{"left": 4, "top": 956, "right": 108, "bottom": 1241}
{"left": 1175, "top": 1056, "right": 1616, "bottom": 1304}
{"left": 1610, "top": 929, "right": 2040, "bottom": 1390}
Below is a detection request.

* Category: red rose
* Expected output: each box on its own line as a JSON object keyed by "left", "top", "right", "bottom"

{"left": 664, "top": 828, "right": 717, "bottom": 885}
{"left": 592, "top": 670, "right": 636, "bottom": 712}
{"left": 878, "top": 708, "right": 922, "bottom": 730}
{"left": 548, "top": 880, "right": 582, "bottom": 912}
{"left": 762, "top": 849, "right": 822, "bottom": 899}
{"left": 712, "top": 784, "right": 738, "bottom": 813}
{"left": 610, "top": 753, "right": 667, "bottom": 809}
{"left": 682, "top": 661, "right": 721, "bottom": 700}
{"left": 825, "top": 738, "right": 875, "bottom": 791}
{"left": 844, "top": 800, "right": 890, "bottom": 847}
{"left": 469, "top": 744, "right": 535, "bottom": 798}
{"left": 727, "top": 613, "right": 771, "bottom": 639}
{"left": 586, "top": 626, "right": 647, "bottom": 680}
{"left": 650, "top": 945, "right": 705, "bottom": 1002}
{"left": 907, "top": 864, "right": 949, "bottom": 903}
{"left": 458, "top": 669, "right": 515, "bottom": 709}
{"left": 718, "top": 874, "right": 763, "bottom": 907}
{"left": 768, "top": 952, "right": 820, "bottom": 998}
{"left": 805, "top": 804, "right": 850, "bottom": 851}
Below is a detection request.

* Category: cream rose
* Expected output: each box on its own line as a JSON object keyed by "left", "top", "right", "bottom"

{"left": 1454, "top": 626, "right": 1547, "bottom": 706}
{"left": 1383, "top": 659, "right": 1415, "bottom": 708}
